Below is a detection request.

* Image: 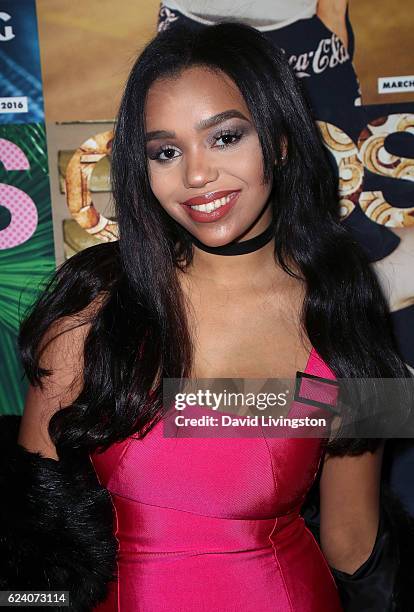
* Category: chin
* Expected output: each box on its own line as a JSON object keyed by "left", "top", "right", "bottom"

{"left": 194, "top": 231, "right": 238, "bottom": 247}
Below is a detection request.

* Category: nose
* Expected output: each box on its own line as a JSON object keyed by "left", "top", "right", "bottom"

{"left": 183, "top": 149, "right": 219, "bottom": 189}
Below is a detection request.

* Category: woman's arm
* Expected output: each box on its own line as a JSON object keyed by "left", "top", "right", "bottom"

{"left": 0, "top": 305, "right": 117, "bottom": 607}
{"left": 317, "top": 0, "right": 349, "bottom": 49}
{"left": 17, "top": 315, "right": 89, "bottom": 459}
{"left": 371, "top": 226, "right": 414, "bottom": 312}
{"left": 319, "top": 442, "right": 384, "bottom": 574}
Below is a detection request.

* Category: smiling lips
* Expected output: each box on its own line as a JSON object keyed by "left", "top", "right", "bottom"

{"left": 181, "top": 190, "right": 241, "bottom": 222}
{"left": 182, "top": 189, "right": 241, "bottom": 209}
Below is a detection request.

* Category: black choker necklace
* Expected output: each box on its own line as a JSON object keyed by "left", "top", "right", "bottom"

{"left": 189, "top": 223, "right": 274, "bottom": 256}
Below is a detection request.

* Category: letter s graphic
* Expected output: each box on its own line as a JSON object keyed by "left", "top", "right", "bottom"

{"left": 0, "top": 139, "right": 38, "bottom": 250}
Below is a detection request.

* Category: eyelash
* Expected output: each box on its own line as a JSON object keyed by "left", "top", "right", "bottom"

{"left": 149, "top": 129, "right": 244, "bottom": 164}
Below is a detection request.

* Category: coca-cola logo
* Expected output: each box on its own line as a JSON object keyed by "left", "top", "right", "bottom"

{"left": 287, "top": 33, "right": 349, "bottom": 78}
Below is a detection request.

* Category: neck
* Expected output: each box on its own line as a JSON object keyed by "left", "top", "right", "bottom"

{"left": 190, "top": 222, "right": 274, "bottom": 256}
{"left": 184, "top": 226, "right": 280, "bottom": 288}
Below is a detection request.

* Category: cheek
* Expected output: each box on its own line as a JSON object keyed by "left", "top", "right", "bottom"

{"left": 148, "top": 163, "right": 179, "bottom": 206}
{"left": 230, "top": 140, "right": 267, "bottom": 189}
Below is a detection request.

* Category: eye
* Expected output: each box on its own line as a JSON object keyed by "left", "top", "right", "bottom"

{"left": 150, "top": 146, "right": 181, "bottom": 163}
{"left": 213, "top": 129, "right": 243, "bottom": 148}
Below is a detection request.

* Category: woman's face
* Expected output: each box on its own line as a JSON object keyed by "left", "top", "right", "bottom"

{"left": 144, "top": 66, "right": 274, "bottom": 246}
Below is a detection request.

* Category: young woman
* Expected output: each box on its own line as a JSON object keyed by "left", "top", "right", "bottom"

{"left": 1, "top": 21, "right": 412, "bottom": 612}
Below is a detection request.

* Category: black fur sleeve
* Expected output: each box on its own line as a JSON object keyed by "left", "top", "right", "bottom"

{"left": 0, "top": 415, "right": 118, "bottom": 611}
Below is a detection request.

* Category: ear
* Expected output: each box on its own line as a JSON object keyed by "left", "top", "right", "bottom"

{"left": 274, "top": 136, "right": 288, "bottom": 166}
{"left": 281, "top": 135, "right": 288, "bottom": 160}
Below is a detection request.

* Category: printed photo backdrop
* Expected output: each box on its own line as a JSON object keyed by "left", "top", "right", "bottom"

{"left": 0, "top": 0, "right": 44, "bottom": 124}
{"left": 0, "top": 1, "right": 55, "bottom": 414}
{"left": 350, "top": 1, "right": 413, "bottom": 104}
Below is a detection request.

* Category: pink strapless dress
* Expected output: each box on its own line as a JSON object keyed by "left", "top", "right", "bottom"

{"left": 90, "top": 348, "right": 343, "bottom": 611}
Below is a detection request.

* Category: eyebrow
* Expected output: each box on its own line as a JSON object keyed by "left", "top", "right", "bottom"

{"left": 145, "top": 109, "right": 250, "bottom": 142}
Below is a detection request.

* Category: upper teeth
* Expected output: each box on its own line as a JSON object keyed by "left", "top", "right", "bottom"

{"left": 190, "top": 194, "right": 234, "bottom": 212}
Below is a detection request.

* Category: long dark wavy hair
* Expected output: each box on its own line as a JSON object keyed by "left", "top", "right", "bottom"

{"left": 19, "top": 22, "right": 411, "bottom": 460}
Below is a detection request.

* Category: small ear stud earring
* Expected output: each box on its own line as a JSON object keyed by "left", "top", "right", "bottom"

{"left": 274, "top": 155, "right": 287, "bottom": 165}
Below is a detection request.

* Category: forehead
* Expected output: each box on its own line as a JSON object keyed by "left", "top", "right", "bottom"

{"left": 144, "top": 66, "right": 250, "bottom": 125}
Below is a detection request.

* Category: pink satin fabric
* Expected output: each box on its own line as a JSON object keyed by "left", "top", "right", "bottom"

{"left": 90, "top": 348, "right": 343, "bottom": 611}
